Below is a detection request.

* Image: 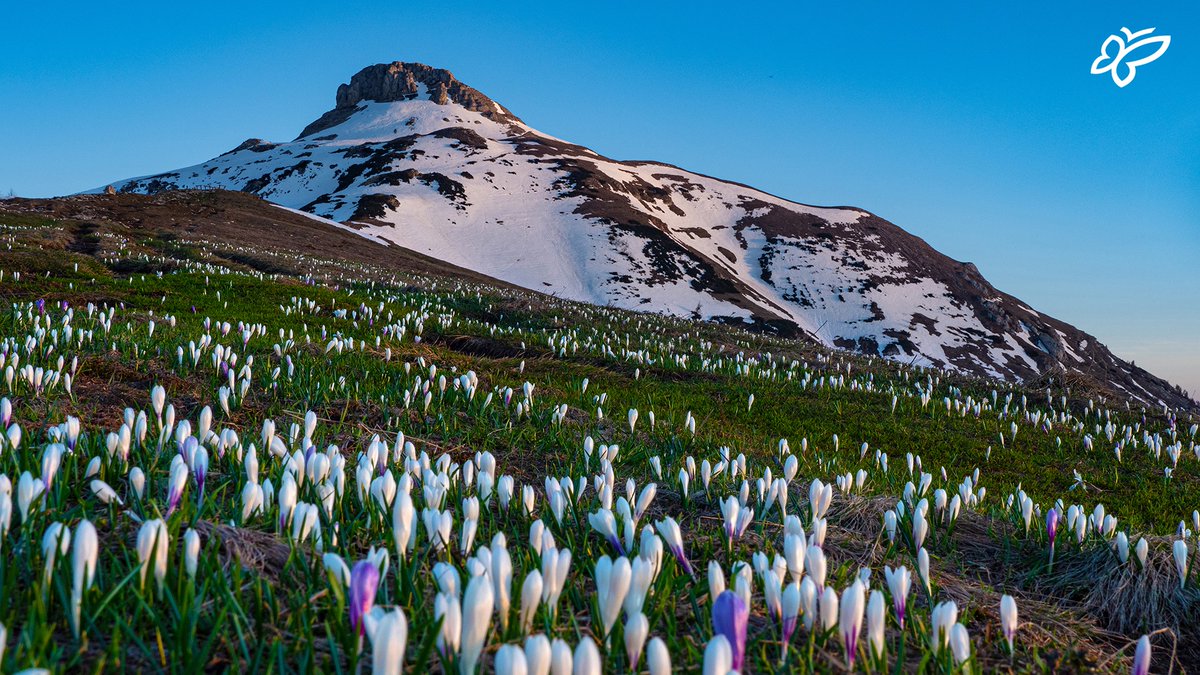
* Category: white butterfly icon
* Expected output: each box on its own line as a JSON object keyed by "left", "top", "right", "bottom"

{"left": 1091, "top": 27, "right": 1171, "bottom": 87}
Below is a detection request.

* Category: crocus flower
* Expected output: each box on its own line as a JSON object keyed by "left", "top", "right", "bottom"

{"left": 782, "top": 582, "right": 801, "bottom": 653}
{"left": 573, "top": 636, "right": 601, "bottom": 675}
{"left": 520, "top": 569, "right": 544, "bottom": 634}
{"left": 71, "top": 519, "right": 99, "bottom": 637}
{"left": 806, "top": 544, "right": 827, "bottom": 593}
{"left": 1115, "top": 532, "right": 1130, "bottom": 563}
{"left": 866, "top": 589, "right": 886, "bottom": 660}
{"left": 151, "top": 385, "right": 166, "bottom": 422}
{"left": 1174, "top": 539, "right": 1189, "bottom": 588}
{"left": 949, "top": 623, "right": 971, "bottom": 666}
{"left": 720, "top": 496, "right": 740, "bottom": 545}
{"left": 839, "top": 580, "right": 866, "bottom": 668}
{"left": 350, "top": 560, "right": 380, "bottom": 637}
{"left": 1046, "top": 508, "right": 1059, "bottom": 570}
{"left": 646, "top": 636, "right": 670, "bottom": 675}
{"left": 42, "top": 443, "right": 63, "bottom": 490}
{"left": 784, "top": 533, "right": 806, "bottom": 583}
{"left": 496, "top": 644, "right": 528, "bottom": 674}
{"left": 884, "top": 565, "right": 911, "bottom": 628}
{"left": 712, "top": 591, "right": 748, "bottom": 671}
{"left": 624, "top": 612, "right": 649, "bottom": 671}
{"left": 595, "top": 555, "right": 631, "bottom": 637}
{"left": 523, "top": 484, "right": 537, "bottom": 516}
{"left": 1133, "top": 635, "right": 1151, "bottom": 675}
{"left": 241, "top": 480, "right": 265, "bottom": 523}
{"left": 392, "top": 491, "right": 414, "bottom": 561}
{"left": 883, "top": 509, "right": 898, "bottom": 543}
{"left": 550, "top": 638, "right": 573, "bottom": 674}
{"left": 368, "top": 608, "right": 408, "bottom": 675}
{"left": 588, "top": 509, "right": 624, "bottom": 555}
{"left": 912, "top": 508, "right": 928, "bottom": 551}
{"left": 136, "top": 519, "right": 169, "bottom": 594}
{"left": 708, "top": 561, "right": 726, "bottom": 602}
{"left": 184, "top": 528, "right": 201, "bottom": 580}
{"left": 655, "top": 517, "right": 693, "bottom": 576}
{"left": 918, "top": 548, "right": 932, "bottom": 598}
{"left": 322, "top": 554, "right": 352, "bottom": 589}
{"left": 930, "top": 601, "right": 958, "bottom": 653}
{"left": 129, "top": 467, "right": 146, "bottom": 501}
{"left": 90, "top": 479, "right": 122, "bottom": 505}
{"left": 193, "top": 445, "right": 209, "bottom": 500}
{"left": 460, "top": 573, "right": 494, "bottom": 675}
{"left": 434, "top": 592, "right": 461, "bottom": 656}
{"left": 524, "top": 634, "right": 551, "bottom": 675}
{"left": 497, "top": 476, "right": 514, "bottom": 511}
{"left": 166, "top": 459, "right": 189, "bottom": 516}
{"left": 17, "top": 473, "right": 43, "bottom": 523}
{"left": 799, "top": 577, "right": 818, "bottom": 631}
{"left": 491, "top": 534, "right": 514, "bottom": 632}
{"left": 820, "top": 586, "right": 839, "bottom": 633}
{"left": 625, "top": 557, "right": 653, "bottom": 617}
{"left": 1000, "top": 594, "right": 1018, "bottom": 653}
{"left": 541, "top": 547, "right": 572, "bottom": 620}
{"left": 763, "top": 569, "right": 783, "bottom": 621}
{"left": 703, "top": 635, "right": 732, "bottom": 675}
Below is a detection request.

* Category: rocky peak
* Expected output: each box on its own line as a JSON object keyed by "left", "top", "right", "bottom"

{"left": 298, "top": 62, "right": 520, "bottom": 139}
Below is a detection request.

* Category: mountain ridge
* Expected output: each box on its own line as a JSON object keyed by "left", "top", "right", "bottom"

{"left": 96, "top": 61, "right": 1195, "bottom": 409}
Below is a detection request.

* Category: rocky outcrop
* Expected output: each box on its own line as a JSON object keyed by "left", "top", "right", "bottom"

{"left": 298, "top": 62, "right": 520, "bottom": 139}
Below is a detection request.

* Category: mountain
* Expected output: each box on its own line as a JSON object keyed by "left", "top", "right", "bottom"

{"left": 99, "top": 62, "right": 1193, "bottom": 409}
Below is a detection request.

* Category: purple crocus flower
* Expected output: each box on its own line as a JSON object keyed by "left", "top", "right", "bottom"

{"left": 166, "top": 461, "right": 188, "bottom": 516}
{"left": 1133, "top": 635, "right": 1151, "bottom": 675}
{"left": 1046, "top": 507, "right": 1060, "bottom": 571}
{"left": 712, "top": 591, "right": 748, "bottom": 671}
{"left": 193, "top": 447, "right": 209, "bottom": 498}
{"left": 181, "top": 436, "right": 199, "bottom": 466}
{"left": 35, "top": 298, "right": 45, "bottom": 314}
{"left": 349, "top": 560, "right": 380, "bottom": 636}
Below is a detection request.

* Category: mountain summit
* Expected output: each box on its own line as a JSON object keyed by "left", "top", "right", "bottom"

{"left": 298, "top": 62, "right": 522, "bottom": 139}
{"left": 101, "top": 61, "right": 1192, "bottom": 408}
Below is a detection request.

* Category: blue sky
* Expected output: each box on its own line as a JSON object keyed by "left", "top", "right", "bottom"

{"left": 2, "top": 1, "right": 1197, "bottom": 395}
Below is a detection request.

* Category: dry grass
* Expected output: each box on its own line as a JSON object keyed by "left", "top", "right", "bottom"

{"left": 819, "top": 495, "right": 1190, "bottom": 672}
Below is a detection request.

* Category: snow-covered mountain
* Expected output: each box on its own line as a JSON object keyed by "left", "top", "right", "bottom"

{"left": 102, "top": 62, "right": 1190, "bottom": 407}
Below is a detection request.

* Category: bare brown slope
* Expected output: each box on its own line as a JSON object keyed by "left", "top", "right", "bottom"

{"left": 0, "top": 190, "right": 520, "bottom": 290}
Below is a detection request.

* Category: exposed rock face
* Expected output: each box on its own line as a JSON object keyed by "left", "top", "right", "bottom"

{"left": 99, "top": 62, "right": 1196, "bottom": 410}
{"left": 299, "top": 62, "right": 520, "bottom": 139}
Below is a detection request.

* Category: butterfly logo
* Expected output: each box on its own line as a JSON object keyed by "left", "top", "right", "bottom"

{"left": 1091, "top": 27, "right": 1171, "bottom": 87}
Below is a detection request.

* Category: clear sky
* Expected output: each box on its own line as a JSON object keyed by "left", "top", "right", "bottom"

{"left": 2, "top": 1, "right": 1197, "bottom": 395}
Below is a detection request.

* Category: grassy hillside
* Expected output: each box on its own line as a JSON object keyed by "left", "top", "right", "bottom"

{"left": 0, "top": 204, "right": 1195, "bottom": 673}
